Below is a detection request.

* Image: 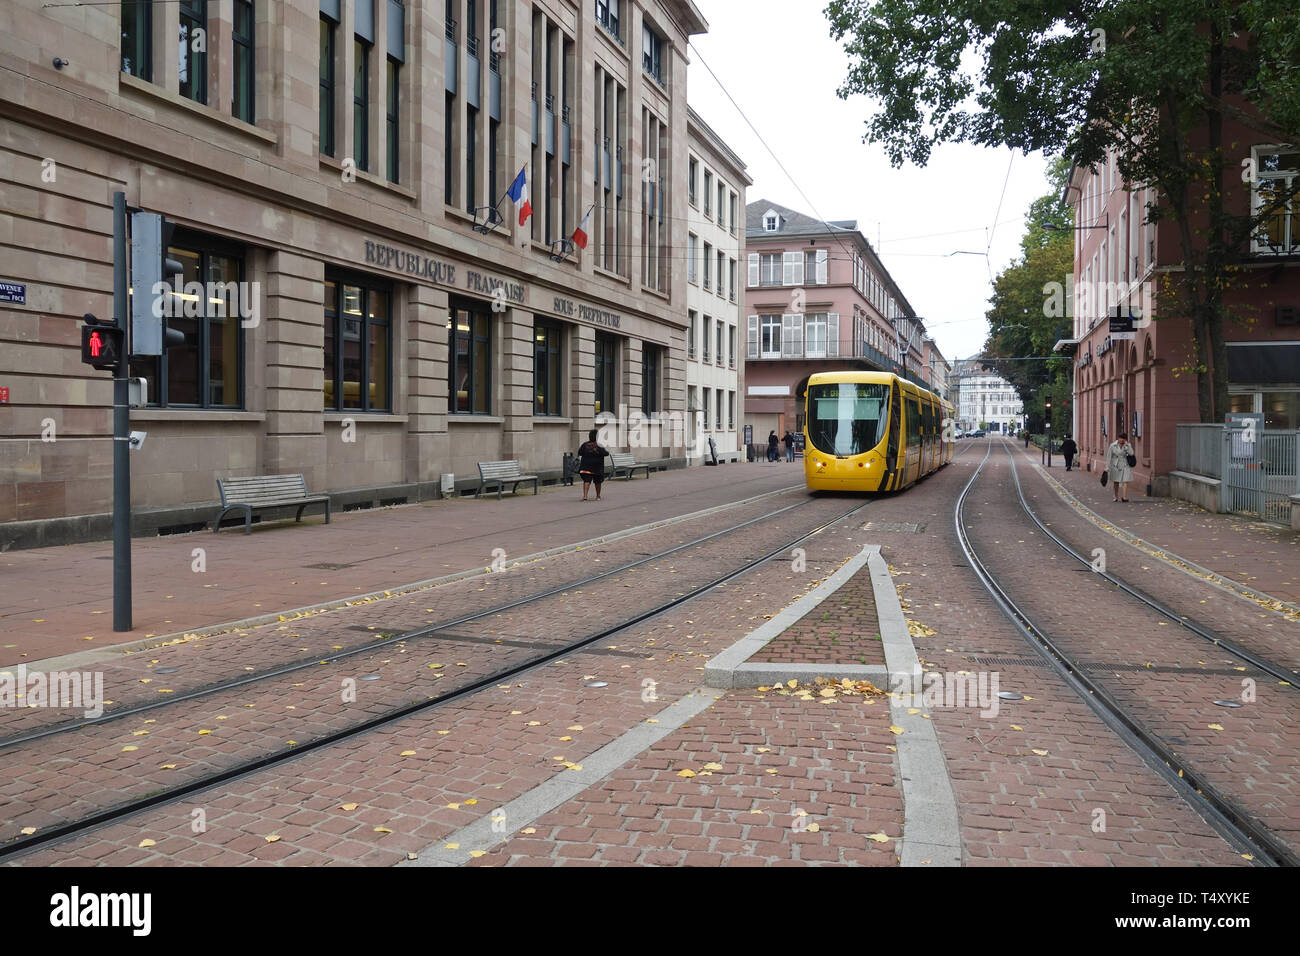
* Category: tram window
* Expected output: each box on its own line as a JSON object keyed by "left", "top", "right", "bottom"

{"left": 906, "top": 400, "right": 921, "bottom": 446}
{"left": 806, "top": 382, "right": 889, "bottom": 456}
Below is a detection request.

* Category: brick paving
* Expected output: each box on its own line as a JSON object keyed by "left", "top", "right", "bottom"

{"left": 962, "top": 446, "right": 1299, "bottom": 854}
{"left": 748, "top": 567, "right": 884, "bottom": 666}
{"left": 1013, "top": 440, "right": 1299, "bottom": 604}
{"left": 0, "top": 463, "right": 803, "bottom": 664}
{"left": 6, "top": 438, "right": 1284, "bottom": 866}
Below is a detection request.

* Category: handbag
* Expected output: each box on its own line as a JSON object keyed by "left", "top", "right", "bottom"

{"left": 1126, "top": 453, "right": 1137, "bottom": 468}
{"left": 1100, "top": 470, "right": 1109, "bottom": 486}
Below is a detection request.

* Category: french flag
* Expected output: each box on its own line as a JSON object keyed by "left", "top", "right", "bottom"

{"left": 507, "top": 165, "right": 532, "bottom": 227}
{"left": 572, "top": 204, "right": 594, "bottom": 250}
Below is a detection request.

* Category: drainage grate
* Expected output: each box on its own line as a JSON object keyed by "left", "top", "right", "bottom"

{"left": 305, "top": 562, "right": 355, "bottom": 570}
{"left": 967, "top": 656, "right": 1044, "bottom": 667}
{"left": 1078, "top": 661, "right": 1251, "bottom": 677}
{"left": 863, "top": 521, "right": 926, "bottom": 534}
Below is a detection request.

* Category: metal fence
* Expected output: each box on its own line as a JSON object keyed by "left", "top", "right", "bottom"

{"left": 1175, "top": 423, "right": 1225, "bottom": 479}
{"left": 1177, "top": 423, "right": 1299, "bottom": 523}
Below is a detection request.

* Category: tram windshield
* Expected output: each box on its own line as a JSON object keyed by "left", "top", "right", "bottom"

{"left": 807, "top": 383, "right": 889, "bottom": 456}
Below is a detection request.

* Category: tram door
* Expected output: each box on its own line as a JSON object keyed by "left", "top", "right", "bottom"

{"left": 883, "top": 381, "right": 902, "bottom": 490}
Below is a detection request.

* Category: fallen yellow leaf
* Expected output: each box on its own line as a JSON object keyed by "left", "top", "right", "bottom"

{"left": 1208, "top": 723, "right": 1225, "bottom": 731}
{"left": 1032, "top": 749, "right": 1049, "bottom": 756}
{"left": 265, "top": 835, "right": 281, "bottom": 843}
{"left": 702, "top": 762, "right": 723, "bottom": 771}
{"left": 400, "top": 750, "right": 417, "bottom": 756}
{"left": 469, "top": 850, "right": 486, "bottom": 858}
{"left": 464, "top": 798, "right": 478, "bottom": 805}
{"left": 521, "top": 827, "right": 536, "bottom": 834}
{"left": 805, "top": 822, "right": 821, "bottom": 833}
{"left": 677, "top": 769, "right": 697, "bottom": 778}
{"left": 889, "top": 725, "right": 904, "bottom": 735}
{"left": 373, "top": 827, "right": 392, "bottom": 834}
{"left": 138, "top": 839, "right": 156, "bottom": 848}
{"left": 866, "top": 833, "right": 890, "bottom": 843}
{"left": 444, "top": 842, "right": 460, "bottom": 850}
{"left": 340, "top": 803, "right": 359, "bottom": 811}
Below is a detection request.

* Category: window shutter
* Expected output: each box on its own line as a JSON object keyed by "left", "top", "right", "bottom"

{"left": 827, "top": 313, "right": 839, "bottom": 357}
{"left": 782, "top": 251, "right": 794, "bottom": 285}
{"left": 748, "top": 253, "right": 759, "bottom": 287}
{"left": 748, "top": 315, "right": 759, "bottom": 359}
{"left": 817, "top": 249, "right": 828, "bottom": 284}
{"left": 792, "top": 251, "right": 804, "bottom": 285}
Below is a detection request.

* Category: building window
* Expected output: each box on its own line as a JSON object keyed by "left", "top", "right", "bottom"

{"left": 760, "top": 252, "right": 781, "bottom": 287}
{"left": 714, "top": 387, "right": 722, "bottom": 430}
{"left": 324, "top": 275, "right": 392, "bottom": 412}
{"left": 596, "top": 0, "right": 620, "bottom": 42}
{"left": 703, "top": 170, "right": 712, "bottom": 218}
{"left": 179, "top": 0, "right": 207, "bottom": 105}
{"left": 728, "top": 325, "right": 736, "bottom": 368}
{"left": 232, "top": 0, "right": 255, "bottom": 122}
{"left": 688, "top": 310, "right": 697, "bottom": 359}
{"left": 702, "top": 316, "right": 711, "bottom": 362}
{"left": 717, "top": 250, "right": 726, "bottom": 299}
{"left": 129, "top": 232, "right": 245, "bottom": 409}
{"left": 730, "top": 193, "right": 737, "bottom": 234}
{"left": 764, "top": 214, "right": 778, "bottom": 231}
{"left": 354, "top": 38, "right": 371, "bottom": 172}
{"left": 805, "top": 313, "right": 828, "bottom": 358}
{"left": 760, "top": 315, "right": 781, "bottom": 358}
{"left": 728, "top": 390, "right": 735, "bottom": 429}
{"left": 642, "top": 345, "right": 660, "bottom": 414}
{"left": 717, "top": 182, "right": 726, "bottom": 225}
{"left": 386, "top": 58, "right": 400, "bottom": 182}
{"left": 121, "top": 0, "right": 152, "bottom": 80}
{"left": 729, "top": 258, "right": 737, "bottom": 302}
{"left": 594, "top": 332, "right": 618, "bottom": 416}
{"left": 688, "top": 157, "right": 698, "bottom": 206}
{"left": 319, "top": 15, "right": 336, "bottom": 156}
{"left": 715, "top": 321, "right": 724, "bottom": 367}
{"left": 687, "top": 233, "right": 698, "bottom": 283}
{"left": 448, "top": 298, "right": 491, "bottom": 414}
{"left": 703, "top": 242, "right": 712, "bottom": 290}
{"left": 642, "top": 22, "right": 664, "bottom": 86}
{"left": 702, "top": 388, "right": 709, "bottom": 429}
{"left": 534, "top": 320, "right": 564, "bottom": 416}
{"left": 1252, "top": 146, "right": 1299, "bottom": 255}
{"left": 445, "top": 92, "right": 455, "bottom": 203}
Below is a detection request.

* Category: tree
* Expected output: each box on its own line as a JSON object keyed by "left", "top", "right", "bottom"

{"left": 826, "top": 0, "right": 1300, "bottom": 421}
{"left": 982, "top": 156, "right": 1074, "bottom": 429}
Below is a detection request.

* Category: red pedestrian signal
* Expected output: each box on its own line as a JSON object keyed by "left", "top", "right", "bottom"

{"left": 81, "top": 321, "right": 124, "bottom": 371}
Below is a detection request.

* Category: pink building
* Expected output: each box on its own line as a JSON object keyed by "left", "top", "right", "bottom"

{"left": 742, "top": 201, "right": 941, "bottom": 445}
{"left": 1063, "top": 138, "right": 1300, "bottom": 496}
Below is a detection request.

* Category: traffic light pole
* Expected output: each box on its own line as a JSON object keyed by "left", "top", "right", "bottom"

{"left": 112, "top": 191, "right": 132, "bottom": 632}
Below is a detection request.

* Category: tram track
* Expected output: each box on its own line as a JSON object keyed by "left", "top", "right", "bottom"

{"left": 0, "top": 495, "right": 869, "bottom": 861}
{"left": 955, "top": 441, "right": 1300, "bottom": 868}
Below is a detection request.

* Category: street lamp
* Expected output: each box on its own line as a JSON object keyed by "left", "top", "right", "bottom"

{"left": 1044, "top": 400, "right": 1053, "bottom": 468}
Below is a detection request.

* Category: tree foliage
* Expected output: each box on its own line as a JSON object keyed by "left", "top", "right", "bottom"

{"left": 826, "top": 0, "right": 1300, "bottom": 422}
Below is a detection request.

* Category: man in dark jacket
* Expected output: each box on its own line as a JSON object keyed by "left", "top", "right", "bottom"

{"left": 782, "top": 430, "right": 795, "bottom": 462}
{"left": 1059, "top": 435, "right": 1078, "bottom": 471}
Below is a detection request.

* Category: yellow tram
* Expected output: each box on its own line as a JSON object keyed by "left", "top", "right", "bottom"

{"left": 803, "top": 371, "right": 954, "bottom": 493}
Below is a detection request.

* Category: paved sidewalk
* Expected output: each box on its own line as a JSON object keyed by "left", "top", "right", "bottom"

{"left": 0, "top": 463, "right": 805, "bottom": 665}
{"left": 1009, "top": 440, "right": 1299, "bottom": 604}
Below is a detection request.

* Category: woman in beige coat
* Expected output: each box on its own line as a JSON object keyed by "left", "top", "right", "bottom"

{"left": 1106, "top": 434, "right": 1135, "bottom": 502}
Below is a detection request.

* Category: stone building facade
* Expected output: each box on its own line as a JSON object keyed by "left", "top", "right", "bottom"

{"left": 0, "top": 0, "right": 707, "bottom": 546}
{"left": 684, "top": 106, "right": 749, "bottom": 463}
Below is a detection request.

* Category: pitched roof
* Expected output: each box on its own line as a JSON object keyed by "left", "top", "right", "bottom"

{"left": 746, "top": 200, "right": 858, "bottom": 239}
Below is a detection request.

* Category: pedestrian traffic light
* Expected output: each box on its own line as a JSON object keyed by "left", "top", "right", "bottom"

{"left": 81, "top": 313, "right": 124, "bottom": 371}
{"left": 130, "top": 212, "right": 186, "bottom": 356}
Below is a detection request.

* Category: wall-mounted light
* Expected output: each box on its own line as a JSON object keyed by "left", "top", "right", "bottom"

{"left": 53, "top": 57, "right": 68, "bottom": 70}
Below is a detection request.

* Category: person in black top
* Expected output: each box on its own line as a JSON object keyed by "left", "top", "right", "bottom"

{"left": 782, "top": 430, "right": 796, "bottom": 462}
{"left": 767, "top": 431, "right": 779, "bottom": 462}
{"left": 576, "top": 429, "right": 610, "bottom": 501}
{"left": 1059, "top": 434, "right": 1078, "bottom": 471}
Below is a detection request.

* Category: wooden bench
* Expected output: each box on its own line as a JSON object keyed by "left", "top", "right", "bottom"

{"left": 212, "top": 474, "right": 331, "bottom": 534}
{"left": 476, "top": 460, "right": 539, "bottom": 499}
{"left": 609, "top": 451, "right": 652, "bottom": 480}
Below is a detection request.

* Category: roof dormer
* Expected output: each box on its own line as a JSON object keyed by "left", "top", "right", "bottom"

{"left": 762, "top": 209, "right": 782, "bottom": 232}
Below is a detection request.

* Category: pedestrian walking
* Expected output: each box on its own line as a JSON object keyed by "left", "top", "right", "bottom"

{"left": 767, "top": 430, "right": 779, "bottom": 463}
{"left": 1059, "top": 435, "right": 1078, "bottom": 472}
{"left": 1105, "top": 433, "right": 1135, "bottom": 502}
{"left": 1024, "top": 431, "right": 1030, "bottom": 449}
{"left": 576, "top": 429, "right": 610, "bottom": 501}
{"left": 783, "top": 430, "right": 796, "bottom": 463}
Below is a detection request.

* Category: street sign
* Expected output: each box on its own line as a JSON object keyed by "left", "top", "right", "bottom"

{"left": 0, "top": 386, "right": 9, "bottom": 403}
{"left": 1109, "top": 308, "right": 1136, "bottom": 341}
{"left": 0, "top": 281, "right": 25, "bottom": 304}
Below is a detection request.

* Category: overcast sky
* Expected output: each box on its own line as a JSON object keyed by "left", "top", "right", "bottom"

{"left": 685, "top": 0, "right": 1054, "bottom": 364}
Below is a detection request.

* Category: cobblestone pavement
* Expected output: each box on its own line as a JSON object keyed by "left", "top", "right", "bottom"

{"left": 7, "top": 439, "right": 1282, "bottom": 866}
{"left": 0, "top": 464, "right": 804, "bottom": 663}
